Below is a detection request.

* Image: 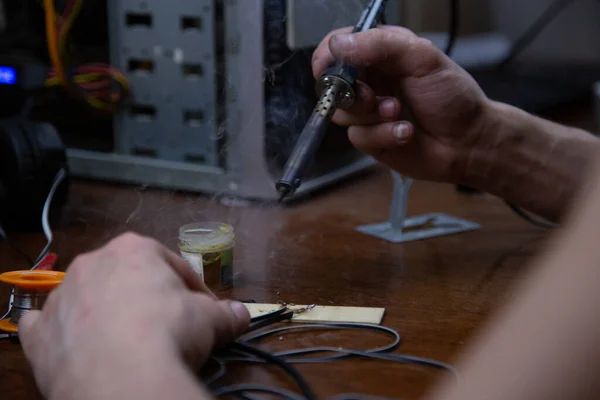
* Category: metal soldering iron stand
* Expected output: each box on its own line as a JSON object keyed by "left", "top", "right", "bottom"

{"left": 356, "top": 170, "right": 481, "bottom": 243}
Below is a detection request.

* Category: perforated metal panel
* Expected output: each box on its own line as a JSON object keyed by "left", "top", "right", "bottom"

{"left": 108, "top": 0, "right": 219, "bottom": 167}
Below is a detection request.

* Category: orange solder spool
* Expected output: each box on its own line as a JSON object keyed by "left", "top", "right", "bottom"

{"left": 0, "top": 270, "right": 65, "bottom": 333}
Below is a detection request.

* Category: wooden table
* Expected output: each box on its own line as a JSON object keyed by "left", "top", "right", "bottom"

{"left": 0, "top": 104, "right": 594, "bottom": 399}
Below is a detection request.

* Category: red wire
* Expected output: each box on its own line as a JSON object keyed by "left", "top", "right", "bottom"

{"left": 47, "top": 64, "right": 117, "bottom": 76}
{"left": 33, "top": 253, "right": 58, "bottom": 271}
{"left": 75, "top": 66, "right": 124, "bottom": 77}
{"left": 45, "top": 2, "right": 126, "bottom": 109}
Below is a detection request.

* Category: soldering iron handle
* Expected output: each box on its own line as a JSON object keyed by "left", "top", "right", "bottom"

{"left": 274, "top": 0, "right": 388, "bottom": 202}
{"left": 354, "top": 0, "right": 388, "bottom": 33}
{"left": 321, "top": 63, "right": 358, "bottom": 89}
{"left": 318, "top": 0, "right": 388, "bottom": 95}
{"left": 279, "top": 113, "right": 331, "bottom": 186}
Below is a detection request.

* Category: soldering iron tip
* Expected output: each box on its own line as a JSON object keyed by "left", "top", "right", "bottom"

{"left": 277, "top": 192, "right": 286, "bottom": 205}
{"left": 276, "top": 185, "right": 291, "bottom": 205}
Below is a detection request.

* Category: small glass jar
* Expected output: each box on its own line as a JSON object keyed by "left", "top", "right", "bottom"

{"left": 178, "top": 222, "right": 235, "bottom": 291}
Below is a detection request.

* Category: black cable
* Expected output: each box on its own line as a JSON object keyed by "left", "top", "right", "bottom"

{"left": 379, "top": 0, "right": 387, "bottom": 25}
{"left": 250, "top": 306, "right": 291, "bottom": 323}
{"left": 498, "top": 0, "right": 577, "bottom": 68}
{"left": 0, "top": 95, "right": 43, "bottom": 270}
{"left": 241, "top": 323, "right": 400, "bottom": 363}
{"left": 227, "top": 341, "right": 318, "bottom": 400}
{"left": 20, "top": 95, "right": 37, "bottom": 121}
{"left": 445, "top": 0, "right": 460, "bottom": 57}
{"left": 505, "top": 201, "right": 558, "bottom": 229}
{"left": 212, "top": 384, "right": 306, "bottom": 400}
{"left": 210, "top": 322, "right": 456, "bottom": 399}
{"left": 1, "top": 237, "right": 36, "bottom": 267}
{"left": 0, "top": 225, "right": 35, "bottom": 267}
{"left": 226, "top": 345, "right": 456, "bottom": 375}
{"left": 248, "top": 308, "right": 294, "bottom": 332}
{"left": 202, "top": 357, "right": 227, "bottom": 386}
{"left": 330, "top": 396, "right": 405, "bottom": 400}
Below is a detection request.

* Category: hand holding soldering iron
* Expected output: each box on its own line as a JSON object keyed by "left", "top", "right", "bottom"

{"left": 310, "top": 26, "right": 490, "bottom": 187}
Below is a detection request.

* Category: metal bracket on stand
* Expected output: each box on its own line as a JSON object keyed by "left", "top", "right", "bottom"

{"left": 356, "top": 171, "right": 481, "bottom": 243}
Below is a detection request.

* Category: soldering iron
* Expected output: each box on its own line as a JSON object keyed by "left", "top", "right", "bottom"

{"left": 275, "top": 0, "right": 388, "bottom": 203}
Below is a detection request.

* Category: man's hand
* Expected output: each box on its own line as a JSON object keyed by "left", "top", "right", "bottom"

{"left": 18, "top": 232, "right": 250, "bottom": 400}
{"left": 312, "top": 26, "right": 493, "bottom": 183}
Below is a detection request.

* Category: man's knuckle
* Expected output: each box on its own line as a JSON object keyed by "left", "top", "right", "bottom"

{"left": 323, "top": 27, "right": 351, "bottom": 45}
{"left": 347, "top": 127, "right": 364, "bottom": 146}
{"left": 311, "top": 50, "right": 325, "bottom": 69}
{"left": 402, "top": 37, "right": 444, "bottom": 78}
{"left": 404, "top": 35, "right": 421, "bottom": 52}
{"left": 333, "top": 26, "right": 353, "bottom": 35}
{"left": 114, "top": 232, "right": 157, "bottom": 251}
{"left": 174, "top": 295, "right": 190, "bottom": 319}
{"left": 382, "top": 30, "right": 395, "bottom": 42}
{"left": 417, "top": 37, "right": 436, "bottom": 49}
{"left": 69, "top": 254, "right": 92, "bottom": 274}
{"left": 311, "top": 50, "right": 319, "bottom": 64}
{"left": 117, "top": 231, "right": 144, "bottom": 244}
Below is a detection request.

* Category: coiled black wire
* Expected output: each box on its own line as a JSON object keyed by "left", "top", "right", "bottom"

{"left": 228, "top": 341, "right": 318, "bottom": 400}
{"left": 208, "top": 322, "right": 456, "bottom": 400}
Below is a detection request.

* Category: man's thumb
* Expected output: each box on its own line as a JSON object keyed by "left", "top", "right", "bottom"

{"left": 228, "top": 301, "right": 251, "bottom": 332}
{"left": 329, "top": 28, "right": 446, "bottom": 78}
{"left": 184, "top": 296, "right": 251, "bottom": 349}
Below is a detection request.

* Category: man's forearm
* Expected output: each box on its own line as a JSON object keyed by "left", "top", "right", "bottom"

{"left": 426, "top": 157, "right": 600, "bottom": 400}
{"left": 465, "top": 100, "right": 600, "bottom": 222}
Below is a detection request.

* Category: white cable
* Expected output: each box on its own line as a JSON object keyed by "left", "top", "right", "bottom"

{"left": 0, "top": 169, "right": 66, "bottom": 322}
{"left": 32, "top": 168, "right": 67, "bottom": 269}
{"left": 0, "top": 226, "right": 8, "bottom": 320}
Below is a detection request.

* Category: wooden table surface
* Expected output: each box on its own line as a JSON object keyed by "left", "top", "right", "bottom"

{"left": 0, "top": 104, "right": 595, "bottom": 399}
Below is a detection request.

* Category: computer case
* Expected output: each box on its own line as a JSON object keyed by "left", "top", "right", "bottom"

{"left": 65, "top": 0, "right": 400, "bottom": 201}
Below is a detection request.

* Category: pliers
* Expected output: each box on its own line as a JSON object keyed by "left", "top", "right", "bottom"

{"left": 247, "top": 306, "right": 294, "bottom": 332}
{"left": 234, "top": 299, "right": 295, "bottom": 332}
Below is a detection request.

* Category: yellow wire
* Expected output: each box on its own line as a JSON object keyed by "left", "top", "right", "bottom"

{"left": 45, "top": 0, "right": 130, "bottom": 111}
{"left": 107, "top": 71, "right": 130, "bottom": 92}
{"left": 58, "top": 0, "right": 112, "bottom": 110}
{"left": 45, "top": 73, "right": 104, "bottom": 86}
{"left": 58, "top": 0, "right": 83, "bottom": 59}
{"left": 44, "top": 0, "right": 69, "bottom": 92}
{"left": 46, "top": 70, "right": 130, "bottom": 103}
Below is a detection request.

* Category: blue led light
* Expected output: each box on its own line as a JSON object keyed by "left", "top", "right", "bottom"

{"left": 0, "top": 66, "right": 17, "bottom": 85}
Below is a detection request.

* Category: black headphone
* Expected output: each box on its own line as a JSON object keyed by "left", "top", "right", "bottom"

{"left": 0, "top": 120, "right": 69, "bottom": 232}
